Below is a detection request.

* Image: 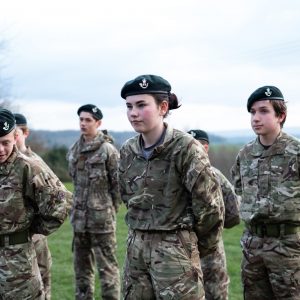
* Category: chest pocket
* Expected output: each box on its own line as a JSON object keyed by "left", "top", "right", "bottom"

{"left": 86, "top": 154, "right": 111, "bottom": 209}
{"left": 0, "top": 182, "right": 27, "bottom": 225}
{"left": 240, "top": 158, "right": 259, "bottom": 202}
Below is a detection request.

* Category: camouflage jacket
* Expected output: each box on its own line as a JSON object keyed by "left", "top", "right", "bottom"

{"left": 0, "top": 146, "right": 70, "bottom": 235}
{"left": 212, "top": 167, "right": 240, "bottom": 228}
{"left": 67, "top": 131, "right": 121, "bottom": 233}
{"left": 231, "top": 131, "right": 300, "bottom": 224}
{"left": 119, "top": 124, "right": 224, "bottom": 254}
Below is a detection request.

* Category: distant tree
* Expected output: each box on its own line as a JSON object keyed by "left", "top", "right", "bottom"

{"left": 209, "top": 144, "right": 240, "bottom": 181}
{"left": 41, "top": 146, "right": 71, "bottom": 182}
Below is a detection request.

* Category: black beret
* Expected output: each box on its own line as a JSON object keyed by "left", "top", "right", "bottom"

{"left": 121, "top": 74, "right": 171, "bottom": 99}
{"left": 14, "top": 113, "right": 27, "bottom": 126}
{"left": 77, "top": 104, "right": 103, "bottom": 120}
{"left": 247, "top": 85, "right": 284, "bottom": 112}
{"left": 187, "top": 129, "right": 209, "bottom": 143}
{"left": 0, "top": 108, "right": 16, "bottom": 137}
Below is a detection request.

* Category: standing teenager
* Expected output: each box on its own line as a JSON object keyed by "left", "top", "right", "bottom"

{"left": 67, "top": 104, "right": 121, "bottom": 300}
{"left": 119, "top": 74, "right": 224, "bottom": 299}
{"left": 0, "top": 108, "right": 70, "bottom": 299}
{"left": 14, "top": 113, "right": 53, "bottom": 300}
{"left": 231, "top": 85, "right": 300, "bottom": 299}
{"left": 188, "top": 129, "right": 240, "bottom": 300}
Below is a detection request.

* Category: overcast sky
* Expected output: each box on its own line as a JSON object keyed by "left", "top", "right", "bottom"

{"left": 1, "top": 0, "right": 300, "bottom": 132}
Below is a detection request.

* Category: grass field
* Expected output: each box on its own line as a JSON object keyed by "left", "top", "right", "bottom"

{"left": 48, "top": 183, "right": 244, "bottom": 299}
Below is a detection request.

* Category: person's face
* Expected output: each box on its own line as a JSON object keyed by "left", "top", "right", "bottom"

{"left": 250, "top": 100, "right": 284, "bottom": 136}
{"left": 79, "top": 111, "right": 101, "bottom": 137}
{"left": 125, "top": 94, "right": 168, "bottom": 134}
{"left": 0, "top": 129, "right": 16, "bottom": 163}
{"left": 15, "top": 127, "right": 28, "bottom": 149}
{"left": 200, "top": 140, "right": 209, "bottom": 153}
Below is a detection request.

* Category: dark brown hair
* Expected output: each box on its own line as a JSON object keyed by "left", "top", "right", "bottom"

{"left": 152, "top": 93, "right": 181, "bottom": 118}
{"left": 272, "top": 100, "right": 287, "bottom": 128}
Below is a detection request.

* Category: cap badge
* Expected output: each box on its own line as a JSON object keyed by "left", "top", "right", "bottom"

{"left": 3, "top": 122, "right": 9, "bottom": 131}
{"left": 139, "top": 78, "right": 148, "bottom": 89}
{"left": 190, "top": 131, "right": 196, "bottom": 137}
{"left": 265, "top": 88, "right": 272, "bottom": 97}
{"left": 92, "top": 107, "right": 98, "bottom": 113}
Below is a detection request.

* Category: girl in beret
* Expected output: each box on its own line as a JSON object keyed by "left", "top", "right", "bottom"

{"left": 119, "top": 74, "right": 224, "bottom": 299}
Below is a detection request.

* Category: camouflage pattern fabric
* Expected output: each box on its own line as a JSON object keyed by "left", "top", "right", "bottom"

{"left": 0, "top": 146, "right": 71, "bottom": 299}
{"left": 200, "top": 167, "right": 240, "bottom": 300}
{"left": 123, "top": 230, "right": 205, "bottom": 300}
{"left": 231, "top": 132, "right": 300, "bottom": 298}
{"left": 201, "top": 239, "right": 229, "bottom": 300}
{"left": 119, "top": 125, "right": 224, "bottom": 299}
{"left": 25, "top": 147, "right": 53, "bottom": 300}
{"left": 32, "top": 234, "right": 52, "bottom": 300}
{"left": 67, "top": 131, "right": 121, "bottom": 300}
{"left": 73, "top": 232, "right": 120, "bottom": 300}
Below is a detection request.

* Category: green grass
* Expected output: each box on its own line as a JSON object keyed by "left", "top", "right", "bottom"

{"left": 48, "top": 183, "right": 243, "bottom": 299}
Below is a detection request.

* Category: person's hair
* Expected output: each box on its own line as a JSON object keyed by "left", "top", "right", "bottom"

{"left": 152, "top": 93, "right": 181, "bottom": 118}
{"left": 271, "top": 100, "right": 287, "bottom": 128}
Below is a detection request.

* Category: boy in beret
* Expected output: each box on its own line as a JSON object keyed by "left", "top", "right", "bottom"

{"left": 119, "top": 74, "right": 224, "bottom": 299}
{"left": 0, "top": 108, "right": 71, "bottom": 299}
{"left": 231, "top": 86, "right": 300, "bottom": 298}
{"left": 14, "top": 113, "right": 53, "bottom": 300}
{"left": 188, "top": 129, "right": 240, "bottom": 300}
{"left": 66, "top": 104, "right": 121, "bottom": 300}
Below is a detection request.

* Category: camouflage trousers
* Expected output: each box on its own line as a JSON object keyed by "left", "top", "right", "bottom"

{"left": 32, "top": 234, "right": 52, "bottom": 300}
{"left": 122, "top": 229, "right": 204, "bottom": 300}
{"left": 0, "top": 241, "right": 45, "bottom": 300}
{"left": 201, "top": 238, "right": 229, "bottom": 300}
{"left": 73, "top": 231, "right": 120, "bottom": 300}
{"left": 241, "top": 229, "right": 300, "bottom": 299}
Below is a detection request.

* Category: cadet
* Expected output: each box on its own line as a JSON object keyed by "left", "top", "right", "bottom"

{"left": 0, "top": 108, "right": 71, "bottom": 299}
{"left": 119, "top": 74, "right": 224, "bottom": 299}
{"left": 188, "top": 129, "right": 240, "bottom": 300}
{"left": 66, "top": 104, "right": 121, "bottom": 300}
{"left": 14, "top": 113, "right": 53, "bottom": 300}
{"left": 231, "top": 86, "right": 300, "bottom": 299}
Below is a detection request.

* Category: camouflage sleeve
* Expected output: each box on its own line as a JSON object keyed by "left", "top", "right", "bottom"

{"left": 25, "top": 163, "right": 72, "bottom": 235}
{"left": 230, "top": 153, "right": 242, "bottom": 197}
{"left": 215, "top": 168, "right": 240, "bottom": 228}
{"left": 184, "top": 142, "right": 224, "bottom": 257}
{"left": 105, "top": 143, "right": 122, "bottom": 212}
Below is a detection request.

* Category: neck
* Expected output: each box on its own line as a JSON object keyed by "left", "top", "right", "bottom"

{"left": 83, "top": 132, "right": 97, "bottom": 143}
{"left": 142, "top": 123, "right": 165, "bottom": 148}
{"left": 18, "top": 144, "right": 27, "bottom": 153}
{"left": 259, "top": 128, "right": 281, "bottom": 146}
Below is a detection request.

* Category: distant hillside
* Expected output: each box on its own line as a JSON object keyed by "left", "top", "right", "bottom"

{"left": 29, "top": 127, "right": 300, "bottom": 149}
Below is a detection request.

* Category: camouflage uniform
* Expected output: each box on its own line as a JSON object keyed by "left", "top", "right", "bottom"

{"left": 0, "top": 146, "right": 70, "bottom": 300}
{"left": 67, "top": 130, "right": 121, "bottom": 300}
{"left": 24, "top": 147, "right": 52, "bottom": 300}
{"left": 231, "top": 132, "right": 300, "bottom": 299}
{"left": 119, "top": 125, "right": 224, "bottom": 300}
{"left": 201, "top": 167, "right": 240, "bottom": 300}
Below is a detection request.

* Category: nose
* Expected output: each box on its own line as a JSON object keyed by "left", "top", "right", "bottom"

{"left": 251, "top": 111, "right": 260, "bottom": 122}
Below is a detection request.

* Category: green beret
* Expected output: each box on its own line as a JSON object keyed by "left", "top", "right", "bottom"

{"left": 187, "top": 129, "right": 209, "bottom": 143}
{"left": 121, "top": 74, "right": 171, "bottom": 99}
{"left": 14, "top": 113, "right": 27, "bottom": 126}
{"left": 77, "top": 104, "right": 103, "bottom": 120}
{"left": 247, "top": 85, "right": 284, "bottom": 112}
{"left": 0, "top": 108, "right": 16, "bottom": 137}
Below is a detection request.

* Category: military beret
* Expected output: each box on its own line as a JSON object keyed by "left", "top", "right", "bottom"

{"left": 0, "top": 108, "right": 16, "bottom": 137}
{"left": 247, "top": 85, "right": 284, "bottom": 112}
{"left": 77, "top": 104, "right": 103, "bottom": 120}
{"left": 14, "top": 113, "right": 27, "bottom": 126}
{"left": 187, "top": 129, "right": 210, "bottom": 143}
{"left": 121, "top": 74, "right": 171, "bottom": 99}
